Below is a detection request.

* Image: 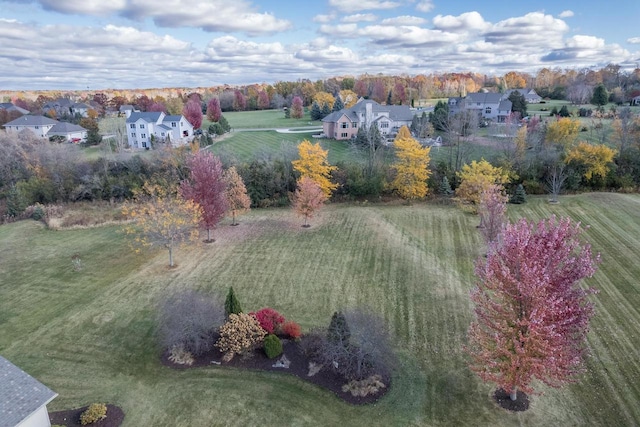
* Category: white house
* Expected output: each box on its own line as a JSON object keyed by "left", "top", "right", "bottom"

{"left": 3, "top": 115, "right": 59, "bottom": 138}
{"left": 125, "top": 111, "right": 194, "bottom": 149}
{"left": 70, "top": 103, "right": 91, "bottom": 118}
{"left": 47, "top": 122, "right": 88, "bottom": 143}
{"left": 448, "top": 92, "right": 513, "bottom": 122}
{"left": 0, "top": 355, "right": 58, "bottom": 427}
{"left": 322, "top": 99, "right": 414, "bottom": 140}
{"left": 503, "top": 88, "right": 542, "bottom": 104}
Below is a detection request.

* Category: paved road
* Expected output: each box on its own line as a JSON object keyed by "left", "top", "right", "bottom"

{"left": 232, "top": 126, "right": 322, "bottom": 134}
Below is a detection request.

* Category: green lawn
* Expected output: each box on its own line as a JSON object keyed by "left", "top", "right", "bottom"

{"left": 209, "top": 109, "right": 321, "bottom": 130}
{"left": 1, "top": 193, "right": 639, "bottom": 426}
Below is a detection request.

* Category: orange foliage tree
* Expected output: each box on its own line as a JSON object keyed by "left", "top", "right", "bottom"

{"left": 291, "top": 176, "right": 327, "bottom": 227}
{"left": 224, "top": 166, "right": 251, "bottom": 226}
{"left": 292, "top": 140, "right": 337, "bottom": 197}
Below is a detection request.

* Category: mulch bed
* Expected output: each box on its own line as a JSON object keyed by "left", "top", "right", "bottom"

{"left": 161, "top": 338, "right": 390, "bottom": 405}
{"left": 493, "top": 388, "right": 530, "bottom": 412}
{"left": 49, "top": 404, "right": 125, "bottom": 427}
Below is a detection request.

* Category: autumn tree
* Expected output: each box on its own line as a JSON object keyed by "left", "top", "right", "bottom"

{"left": 455, "top": 160, "right": 509, "bottom": 213}
{"left": 224, "top": 166, "right": 251, "bottom": 226}
{"left": 565, "top": 142, "right": 617, "bottom": 183}
{"left": 290, "top": 96, "right": 304, "bottom": 119}
{"left": 545, "top": 118, "right": 581, "bottom": 149}
{"left": 291, "top": 176, "right": 327, "bottom": 227}
{"left": 390, "top": 126, "right": 431, "bottom": 202}
{"left": 477, "top": 184, "right": 508, "bottom": 245}
{"left": 206, "top": 97, "right": 222, "bottom": 122}
{"left": 314, "top": 92, "right": 335, "bottom": 110}
{"left": 180, "top": 151, "right": 228, "bottom": 242}
{"left": 183, "top": 99, "right": 203, "bottom": 129}
{"left": 292, "top": 139, "right": 337, "bottom": 197}
{"left": 122, "top": 182, "right": 202, "bottom": 267}
{"left": 468, "top": 217, "right": 599, "bottom": 402}
{"left": 339, "top": 89, "right": 358, "bottom": 108}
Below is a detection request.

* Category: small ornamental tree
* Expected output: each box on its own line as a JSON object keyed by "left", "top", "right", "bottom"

{"left": 467, "top": 216, "right": 600, "bottom": 402}
{"left": 439, "top": 176, "right": 453, "bottom": 196}
{"left": 327, "top": 311, "right": 350, "bottom": 344}
{"left": 477, "top": 184, "right": 508, "bottom": 245}
{"left": 180, "top": 151, "right": 228, "bottom": 242}
{"left": 251, "top": 308, "right": 285, "bottom": 334}
{"left": 224, "top": 286, "right": 242, "bottom": 316}
{"left": 224, "top": 166, "right": 251, "bottom": 225}
{"left": 509, "top": 183, "right": 527, "bottom": 204}
{"left": 291, "top": 176, "right": 328, "bottom": 227}
{"left": 292, "top": 139, "right": 338, "bottom": 197}
{"left": 215, "top": 313, "right": 267, "bottom": 361}
{"left": 182, "top": 99, "right": 203, "bottom": 130}
{"left": 390, "top": 126, "right": 431, "bottom": 203}
{"left": 122, "top": 183, "right": 201, "bottom": 268}
{"left": 290, "top": 96, "right": 304, "bottom": 119}
{"left": 206, "top": 97, "right": 222, "bottom": 122}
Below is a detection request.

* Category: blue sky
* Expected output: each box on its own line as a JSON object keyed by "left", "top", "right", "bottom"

{"left": 0, "top": 0, "right": 638, "bottom": 90}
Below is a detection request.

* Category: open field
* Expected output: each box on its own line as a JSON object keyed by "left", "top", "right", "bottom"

{"left": 1, "top": 193, "right": 639, "bottom": 426}
{"left": 205, "top": 109, "right": 320, "bottom": 130}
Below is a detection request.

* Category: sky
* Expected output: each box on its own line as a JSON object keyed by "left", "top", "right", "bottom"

{"left": 0, "top": 0, "right": 639, "bottom": 91}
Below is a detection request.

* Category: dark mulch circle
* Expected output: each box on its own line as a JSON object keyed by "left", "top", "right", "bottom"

{"left": 493, "top": 388, "right": 530, "bottom": 412}
{"left": 161, "top": 338, "right": 390, "bottom": 405}
{"left": 49, "top": 404, "right": 125, "bottom": 427}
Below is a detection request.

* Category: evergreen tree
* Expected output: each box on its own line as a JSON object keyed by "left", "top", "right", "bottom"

{"left": 284, "top": 107, "right": 290, "bottom": 118}
{"left": 508, "top": 90, "right": 527, "bottom": 118}
{"left": 591, "top": 84, "right": 608, "bottom": 107}
{"left": 310, "top": 101, "right": 323, "bottom": 120}
{"left": 558, "top": 105, "right": 571, "bottom": 117}
{"left": 386, "top": 90, "right": 393, "bottom": 105}
{"left": 321, "top": 102, "right": 331, "bottom": 118}
{"left": 327, "top": 311, "right": 350, "bottom": 344}
{"left": 509, "top": 183, "right": 527, "bottom": 204}
{"left": 430, "top": 100, "right": 449, "bottom": 131}
{"left": 219, "top": 115, "right": 231, "bottom": 132}
{"left": 332, "top": 96, "right": 344, "bottom": 112}
{"left": 224, "top": 287, "right": 243, "bottom": 316}
{"left": 439, "top": 176, "right": 453, "bottom": 196}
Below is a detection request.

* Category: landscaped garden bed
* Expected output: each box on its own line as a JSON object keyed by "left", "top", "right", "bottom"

{"left": 49, "top": 404, "right": 125, "bottom": 427}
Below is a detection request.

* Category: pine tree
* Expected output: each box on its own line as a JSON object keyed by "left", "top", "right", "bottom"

{"left": 321, "top": 102, "right": 331, "bottom": 118}
{"left": 218, "top": 115, "right": 231, "bottom": 132}
{"left": 310, "top": 101, "right": 322, "bottom": 120}
{"left": 224, "top": 287, "right": 243, "bottom": 316}
{"left": 509, "top": 183, "right": 527, "bottom": 204}
{"left": 439, "top": 176, "right": 453, "bottom": 196}
{"left": 332, "top": 96, "right": 344, "bottom": 112}
{"left": 327, "top": 311, "right": 350, "bottom": 344}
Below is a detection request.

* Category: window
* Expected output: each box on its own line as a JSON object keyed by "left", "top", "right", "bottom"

{"left": 352, "top": 123, "right": 357, "bottom": 128}
{"left": 140, "top": 124, "right": 145, "bottom": 129}
{"left": 161, "top": 132, "right": 165, "bottom": 137}
{"left": 172, "top": 122, "right": 177, "bottom": 127}
{"left": 340, "top": 122, "right": 349, "bottom": 129}
{"left": 341, "top": 133, "right": 348, "bottom": 138}
{"left": 477, "top": 102, "right": 481, "bottom": 106}
{"left": 141, "top": 133, "right": 146, "bottom": 138}
{"left": 130, "top": 124, "right": 135, "bottom": 129}
{"left": 35, "top": 126, "right": 39, "bottom": 129}
{"left": 485, "top": 107, "right": 492, "bottom": 114}
{"left": 380, "top": 122, "right": 389, "bottom": 129}
{"left": 131, "top": 133, "right": 136, "bottom": 137}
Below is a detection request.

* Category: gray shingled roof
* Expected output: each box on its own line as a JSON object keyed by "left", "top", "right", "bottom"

{"left": 0, "top": 103, "right": 29, "bottom": 115}
{"left": 163, "top": 115, "right": 183, "bottom": 122}
{"left": 126, "top": 111, "right": 163, "bottom": 123}
{"left": 321, "top": 99, "right": 413, "bottom": 123}
{"left": 4, "top": 115, "right": 59, "bottom": 127}
{"left": 498, "top": 100, "right": 513, "bottom": 111}
{"left": 466, "top": 92, "right": 504, "bottom": 104}
{"left": 49, "top": 122, "right": 87, "bottom": 133}
{"left": 0, "top": 356, "right": 57, "bottom": 427}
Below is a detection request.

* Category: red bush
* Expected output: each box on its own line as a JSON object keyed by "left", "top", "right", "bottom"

{"left": 283, "top": 321, "right": 302, "bottom": 339}
{"left": 251, "top": 308, "right": 285, "bottom": 334}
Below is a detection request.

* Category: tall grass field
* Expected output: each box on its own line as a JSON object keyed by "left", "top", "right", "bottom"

{"left": 1, "top": 193, "right": 639, "bottom": 426}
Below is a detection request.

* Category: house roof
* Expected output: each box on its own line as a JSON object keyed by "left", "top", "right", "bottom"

{"left": 465, "top": 92, "right": 504, "bottom": 104}
{"left": 0, "top": 356, "right": 57, "bottom": 427}
{"left": 0, "top": 103, "right": 29, "bottom": 115}
{"left": 49, "top": 122, "right": 87, "bottom": 134}
{"left": 322, "top": 99, "right": 413, "bottom": 124}
{"left": 72, "top": 103, "right": 90, "bottom": 109}
{"left": 163, "top": 115, "right": 183, "bottom": 122}
{"left": 157, "top": 124, "right": 172, "bottom": 131}
{"left": 119, "top": 105, "right": 134, "bottom": 112}
{"left": 498, "top": 100, "right": 513, "bottom": 111}
{"left": 4, "top": 115, "right": 59, "bottom": 127}
{"left": 126, "top": 111, "right": 163, "bottom": 123}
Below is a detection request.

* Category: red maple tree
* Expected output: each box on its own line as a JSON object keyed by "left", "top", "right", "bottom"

{"left": 291, "top": 176, "right": 327, "bottom": 227}
{"left": 182, "top": 99, "right": 203, "bottom": 129}
{"left": 478, "top": 184, "right": 508, "bottom": 245}
{"left": 179, "top": 151, "right": 228, "bottom": 242}
{"left": 467, "top": 216, "right": 600, "bottom": 401}
{"left": 206, "top": 97, "right": 221, "bottom": 122}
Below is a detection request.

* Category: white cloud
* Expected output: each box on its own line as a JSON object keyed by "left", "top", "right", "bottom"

{"left": 313, "top": 14, "right": 335, "bottom": 23}
{"left": 359, "top": 25, "right": 460, "bottom": 47}
{"left": 627, "top": 37, "right": 640, "bottom": 44}
{"left": 39, "top": 0, "right": 127, "bottom": 15}
{"left": 380, "top": 16, "right": 427, "bottom": 26}
{"left": 342, "top": 13, "right": 377, "bottom": 23}
{"left": 328, "top": 0, "right": 401, "bottom": 13}
{"left": 318, "top": 23, "right": 360, "bottom": 38}
{"left": 415, "top": 0, "right": 434, "bottom": 13}
{"left": 433, "top": 11, "right": 489, "bottom": 32}
{"left": 558, "top": 10, "right": 574, "bottom": 18}
{"left": 484, "top": 12, "right": 568, "bottom": 48}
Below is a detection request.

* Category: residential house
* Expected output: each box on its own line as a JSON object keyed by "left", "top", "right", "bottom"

{"left": 504, "top": 88, "right": 542, "bottom": 104}
{"left": 41, "top": 98, "right": 73, "bottom": 118}
{"left": 447, "top": 92, "right": 513, "bottom": 123}
{"left": 125, "top": 111, "right": 194, "bottom": 149}
{"left": 3, "top": 115, "right": 87, "bottom": 142}
{"left": 0, "top": 103, "right": 29, "bottom": 115}
{"left": 0, "top": 355, "right": 58, "bottom": 427}
{"left": 70, "top": 102, "right": 91, "bottom": 118}
{"left": 3, "top": 115, "right": 59, "bottom": 138}
{"left": 631, "top": 95, "right": 640, "bottom": 106}
{"left": 119, "top": 105, "right": 137, "bottom": 118}
{"left": 322, "top": 99, "right": 414, "bottom": 141}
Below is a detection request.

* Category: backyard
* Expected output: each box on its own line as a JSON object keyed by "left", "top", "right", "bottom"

{"left": 1, "top": 193, "right": 639, "bottom": 426}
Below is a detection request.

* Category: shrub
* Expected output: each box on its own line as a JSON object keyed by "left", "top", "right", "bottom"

{"left": 509, "top": 184, "right": 527, "bottom": 204}
{"left": 168, "top": 345, "right": 194, "bottom": 365}
{"left": 157, "top": 290, "right": 225, "bottom": 356}
{"left": 215, "top": 313, "right": 267, "bottom": 361}
{"left": 251, "top": 308, "right": 285, "bottom": 334}
{"left": 342, "top": 374, "right": 386, "bottom": 397}
{"left": 299, "top": 329, "right": 326, "bottom": 362}
{"left": 224, "top": 286, "right": 242, "bottom": 316}
{"left": 80, "top": 403, "right": 107, "bottom": 425}
{"left": 327, "top": 311, "right": 350, "bottom": 344}
{"left": 282, "top": 321, "right": 302, "bottom": 339}
{"left": 263, "top": 334, "right": 283, "bottom": 359}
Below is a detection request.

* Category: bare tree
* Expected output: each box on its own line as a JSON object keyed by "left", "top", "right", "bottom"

{"left": 157, "top": 289, "right": 226, "bottom": 356}
{"left": 445, "top": 111, "right": 479, "bottom": 171}
{"left": 547, "top": 164, "right": 568, "bottom": 203}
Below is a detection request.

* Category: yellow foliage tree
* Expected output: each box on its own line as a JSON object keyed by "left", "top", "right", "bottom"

{"left": 339, "top": 89, "right": 359, "bottom": 108}
{"left": 390, "top": 126, "right": 431, "bottom": 202}
{"left": 292, "top": 140, "right": 337, "bottom": 197}
{"left": 122, "top": 182, "right": 202, "bottom": 267}
{"left": 545, "top": 118, "right": 581, "bottom": 149}
{"left": 313, "top": 91, "right": 335, "bottom": 110}
{"left": 565, "top": 142, "right": 617, "bottom": 181}
{"left": 455, "top": 160, "right": 509, "bottom": 214}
